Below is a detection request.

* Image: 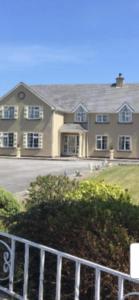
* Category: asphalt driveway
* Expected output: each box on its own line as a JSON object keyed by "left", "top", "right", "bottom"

{"left": 0, "top": 158, "right": 103, "bottom": 193}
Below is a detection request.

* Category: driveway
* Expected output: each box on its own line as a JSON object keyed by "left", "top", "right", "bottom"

{"left": 0, "top": 158, "right": 103, "bottom": 193}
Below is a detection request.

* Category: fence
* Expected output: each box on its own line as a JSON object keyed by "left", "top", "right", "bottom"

{"left": 0, "top": 232, "right": 139, "bottom": 299}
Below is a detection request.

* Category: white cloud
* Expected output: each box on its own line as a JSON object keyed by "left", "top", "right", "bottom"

{"left": 0, "top": 44, "right": 95, "bottom": 69}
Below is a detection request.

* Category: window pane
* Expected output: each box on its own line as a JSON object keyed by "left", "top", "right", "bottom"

{"left": 4, "top": 107, "right": 14, "bottom": 119}
{"left": 27, "top": 133, "right": 39, "bottom": 148}
{"left": 29, "top": 107, "right": 40, "bottom": 119}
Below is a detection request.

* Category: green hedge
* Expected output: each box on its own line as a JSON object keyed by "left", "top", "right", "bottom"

{"left": 10, "top": 176, "right": 139, "bottom": 299}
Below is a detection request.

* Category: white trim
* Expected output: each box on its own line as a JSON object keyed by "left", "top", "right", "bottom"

{"left": 95, "top": 135, "right": 109, "bottom": 151}
{"left": 72, "top": 103, "right": 88, "bottom": 113}
{"left": 74, "top": 105, "right": 87, "bottom": 123}
{"left": 118, "top": 105, "right": 133, "bottom": 123}
{"left": 96, "top": 114, "right": 109, "bottom": 123}
{"left": 23, "top": 132, "right": 43, "bottom": 149}
{"left": 27, "top": 105, "right": 43, "bottom": 120}
{"left": 116, "top": 102, "right": 134, "bottom": 113}
{"left": 118, "top": 135, "right": 132, "bottom": 151}
{"left": 0, "top": 82, "right": 55, "bottom": 110}
{"left": 0, "top": 132, "right": 17, "bottom": 148}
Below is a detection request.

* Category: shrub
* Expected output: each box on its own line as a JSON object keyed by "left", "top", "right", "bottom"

{"left": 0, "top": 187, "right": 20, "bottom": 216}
{"left": 26, "top": 175, "right": 79, "bottom": 208}
{"left": 0, "top": 187, "right": 20, "bottom": 231}
{"left": 10, "top": 177, "right": 139, "bottom": 299}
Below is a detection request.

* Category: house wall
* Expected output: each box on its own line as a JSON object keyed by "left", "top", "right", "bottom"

{"left": 0, "top": 85, "right": 53, "bottom": 157}
{"left": 88, "top": 113, "right": 139, "bottom": 158}
{"left": 52, "top": 112, "right": 64, "bottom": 156}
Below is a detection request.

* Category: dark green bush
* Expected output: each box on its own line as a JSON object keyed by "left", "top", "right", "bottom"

{"left": 0, "top": 187, "right": 20, "bottom": 231}
{"left": 26, "top": 175, "right": 79, "bottom": 208}
{"left": 0, "top": 187, "right": 20, "bottom": 216}
{"left": 10, "top": 177, "right": 139, "bottom": 299}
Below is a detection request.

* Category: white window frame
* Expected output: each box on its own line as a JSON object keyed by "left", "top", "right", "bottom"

{"left": 23, "top": 132, "right": 43, "bottom": 149}
{"left": 28, "top": 106, "right": 42, "bottom": 120}
{"left": 74, "top": 106, "right": 87, "bottom": 123}
{"left": 96, "top": 135, "right": 108, "bottom": 151}
{"left": 96, "top": 114, "right": 109, "bottom": 123}
{"left": 118, "top": 135, "right": 132, "bottom": 151}
{"left": 0, "top": 132, "right": 17, "bottom": 148}
{"left": 118, "top": 106, "right": 132, "bottom": 123}
{"left": 3, "top": 106, "right": 16, "bottom": 119}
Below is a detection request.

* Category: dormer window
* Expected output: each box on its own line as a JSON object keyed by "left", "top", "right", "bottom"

{"left": 75, "top": 105, "right": 87, "bottom": 123}
{"left": 118, "top": 105, "right": 132, "bottom": 123}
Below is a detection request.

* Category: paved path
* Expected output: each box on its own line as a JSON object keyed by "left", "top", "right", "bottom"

{"left": 0, "top": 158, "right": 103, "bottom": 193}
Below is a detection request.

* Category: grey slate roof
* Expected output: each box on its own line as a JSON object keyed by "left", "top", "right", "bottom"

{"left": 60, "top": 123, "right": 87, "bottom": 133}
{"left": 30, "top": 84, "right": 139, "bottom": 113}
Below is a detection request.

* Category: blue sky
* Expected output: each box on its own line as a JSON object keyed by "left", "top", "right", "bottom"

{"left": 0, "top": 0, "right": 139, "bottom": 94}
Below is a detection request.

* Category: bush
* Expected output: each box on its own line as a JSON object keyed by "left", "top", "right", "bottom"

{"left": 26, "top": 175, "right": 79, "bottom": 208}
{"left": 0, "top": 187, "right": 20, "bottom": 231}
{"left": 10, "top": 177, "right": 139, "bottom": 299}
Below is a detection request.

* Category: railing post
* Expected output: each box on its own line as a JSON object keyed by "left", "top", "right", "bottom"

{"left": 39, "top": 249, "right": 45, "bottom": 300}
{"left": 74, "top": 261, "right": 81, "bottom": 300}
{"left": 9, "top": 239, "right": 15, "bottom": 293}
{"left": 95, "top": 268, "right": 101, "bottom": 300}
{"left": 23, "top": 244, "right": 29, "bottom": 300}
{"left": 118, "top": 276, "right": 124, "bottom": 300}
{"left": 55, "top": 255, "right": 62, "bottom": 300}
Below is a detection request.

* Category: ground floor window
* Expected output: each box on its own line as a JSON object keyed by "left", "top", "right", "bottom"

{"left": 118, "top": 136, "right": 131, "bottom": 151}
{"left": 96, "top": 135, "right": 108, "bottom": 150}
{"left": 23, "top": 132, "right": 43, "bottom": 149}
{"left": 3, "top": 133, "right": 14, "bottom": 147}
{"left": 28, "top": 133, "right": 39, "bottom": 148}
{"left": 0, "top": 132, "right": 17, "bottom": 148}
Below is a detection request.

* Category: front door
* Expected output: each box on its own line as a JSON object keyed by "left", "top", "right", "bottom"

{"left": 63, "top": 135, "right": 79, "bottom": 156}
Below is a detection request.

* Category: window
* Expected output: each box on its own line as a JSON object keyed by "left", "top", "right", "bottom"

{"left": 118, "top": 136, "right": 131, "bottom": 151}
{"left": 2, "top": 106, "right": 18, "bottom": 119}
{"left": 96, "top": 114, "right": 109, "bottom": 123}
{"left": 24, "top": 106, "right": 43, "bottom": 119}
{"left": 0, "top": 132, "right": 17, "bottom": 148}
{"left": 96, "top": 135, "right": 108, "bottom": 150}
{"left": 23, "top": 132, "right": 43, "bottom": 149}
{"left": 28, "top": 106, "right": 40, "bottom": 119}
{"left": 75, "top": 106, "right": 87, "bottom": 122}
{"left": 27, "top": 133, "right": 39, "bottom": 148}
{"left": 118, "top": 106, "right": 132, "bottom": 123}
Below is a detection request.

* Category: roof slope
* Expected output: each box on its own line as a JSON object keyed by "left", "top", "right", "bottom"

{"left": 30, "top": 84, "right": 139, "bottom": 113}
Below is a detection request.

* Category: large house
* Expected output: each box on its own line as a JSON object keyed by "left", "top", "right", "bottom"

{"left": 0, "top": 73, "right": 139, "bottom": 159}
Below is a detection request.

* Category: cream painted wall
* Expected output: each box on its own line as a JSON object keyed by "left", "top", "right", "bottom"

{"left": 52, "top": 112, "right": 64, "bottom": 157}
{"left": 88, "top": 113, "right": 139, "bottom": 158}
{"left": 0, "top": 84, "right": 53, "bottom": 156}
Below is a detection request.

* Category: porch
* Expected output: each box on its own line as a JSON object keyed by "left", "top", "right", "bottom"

{"left": 60, "top": 123, "right": 88, "bottom": 157}
{"left": 0, "top": 232, "right": 139, "bottom": 299}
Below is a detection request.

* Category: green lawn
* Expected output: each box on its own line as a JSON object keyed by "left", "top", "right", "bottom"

{"left": 93, "top": 165, "right": 139, "bottom": 204}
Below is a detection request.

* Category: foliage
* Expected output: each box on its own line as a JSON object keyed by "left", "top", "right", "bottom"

{"left": 0, "top": 187, "right": 20, "bottom": 231}
{"left": 94, "top": 164, "right": 139, "bottom": 204}
{"left": 10, "top": 177, "right": 139, "bottom": 299}
{"left": 26, "top": 174, "right": 79, "bottom": 208}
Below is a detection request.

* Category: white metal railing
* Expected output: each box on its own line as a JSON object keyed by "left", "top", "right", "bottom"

{"left": 0, "top": 232, "right": 139, "bottom": 299}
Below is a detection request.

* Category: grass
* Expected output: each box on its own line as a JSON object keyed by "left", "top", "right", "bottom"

{"left": 93, "top": 165, "right": 139, "bottom": 204}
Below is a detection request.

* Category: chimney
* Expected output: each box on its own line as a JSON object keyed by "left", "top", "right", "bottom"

{"left": 116, "top": 73, "right": 124, "bottom": 87}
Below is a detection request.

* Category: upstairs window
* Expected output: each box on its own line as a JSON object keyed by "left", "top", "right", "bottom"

{"left": 118, "top": 136, "right": 131, "bottom": 151}
{"left": 96, "top": 114, "right": 109, "bottom": 123}
{"left": 1, "top": 106, "right": 18, "bottom": 119}
{"left": 118, "top": 105, "right": 132, "bottom": 123}
{"left": 75, "top": 106, "right": 87, "bottom": 123}
{"left": 24, "top": 106, "right": 43, "bottom": 120}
